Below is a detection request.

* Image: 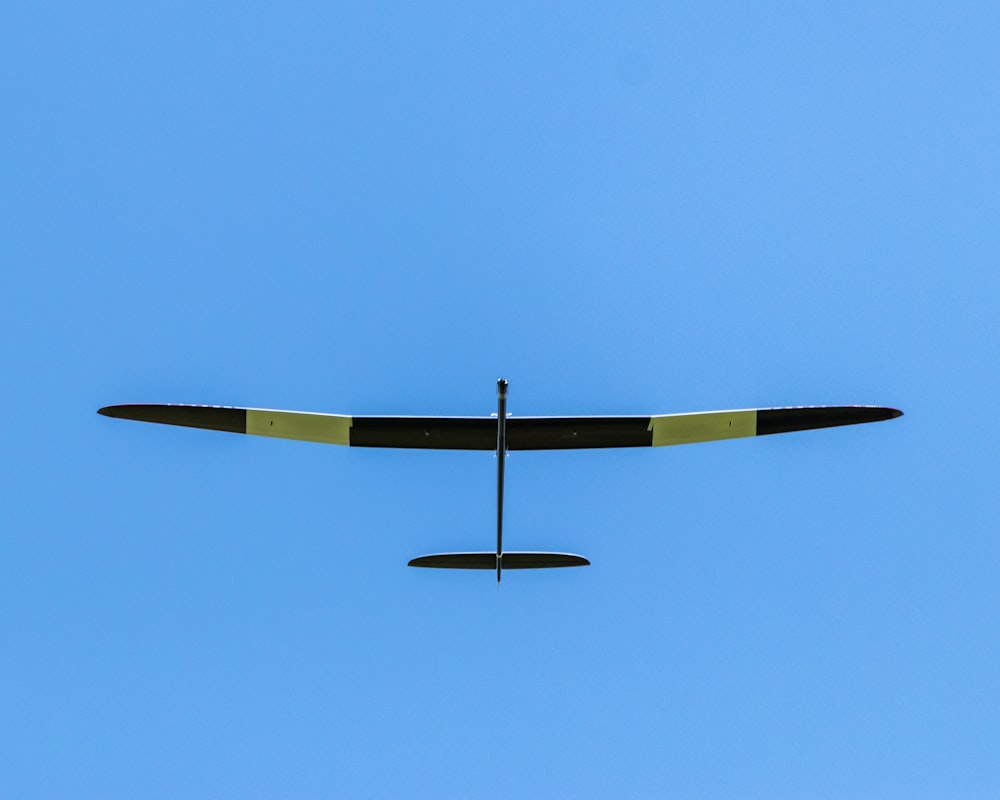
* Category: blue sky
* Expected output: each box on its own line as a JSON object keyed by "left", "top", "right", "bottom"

{"left": 3, "top": 3, "right": 998, "bottom": 797}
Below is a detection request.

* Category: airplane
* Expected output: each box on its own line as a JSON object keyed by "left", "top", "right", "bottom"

{"left": 98, "top": 379, "right": 902, "bottom": 582}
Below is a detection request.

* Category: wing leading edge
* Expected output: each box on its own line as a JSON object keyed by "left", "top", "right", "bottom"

{"left": 98, "top": 403, "right": 902, "bottom": 450}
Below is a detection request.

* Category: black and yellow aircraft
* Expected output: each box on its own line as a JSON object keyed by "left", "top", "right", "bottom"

{"left": 99, "top": 379, "right": 901, "bottom": 582}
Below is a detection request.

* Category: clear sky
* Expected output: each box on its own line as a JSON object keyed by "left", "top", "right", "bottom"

{"left": 3, "top": 3, "right": 998, "bottom": 798}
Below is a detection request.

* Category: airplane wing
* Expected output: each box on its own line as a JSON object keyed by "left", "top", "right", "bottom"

{"left": 98, "top": 403, "right": 902, "bottom": 450}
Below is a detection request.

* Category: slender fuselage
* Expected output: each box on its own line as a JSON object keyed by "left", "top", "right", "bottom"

{"left": 496, "top": 379, "right": 508, "bottom": 582}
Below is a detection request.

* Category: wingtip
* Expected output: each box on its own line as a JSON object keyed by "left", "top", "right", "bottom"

{"left": 755, "top": 405, "right": 904, "bottom": 436}
{"left": 94, "top": 403, "right": 248, "bottom": 433}
{"left": 871, "top": 406, "right": 903, "bottom": 422}
{"left": 98, "top": 404, "right": 147, "bottom": 420}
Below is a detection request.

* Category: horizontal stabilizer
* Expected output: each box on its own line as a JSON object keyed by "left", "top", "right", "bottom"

{"left": 408, "top": 552, "right": 589, "bottom": 569}
{"left": 503, "top": 552, "right": 590, "bottom": 569}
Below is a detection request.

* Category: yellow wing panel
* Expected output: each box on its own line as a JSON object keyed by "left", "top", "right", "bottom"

{"left": 245, "top": 409, "right": 352, "bottom": 445}
{"left": 649, "top": 410, "right": 757, "bottom": 447}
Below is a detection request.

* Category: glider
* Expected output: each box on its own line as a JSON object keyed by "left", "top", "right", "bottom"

{"left": 98, "top": 379, "right": 901, "bottom": 582}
